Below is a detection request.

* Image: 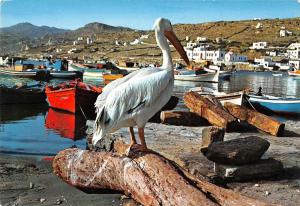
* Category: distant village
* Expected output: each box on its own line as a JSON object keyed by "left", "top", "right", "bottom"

{"left": 1, "top": 20, "right": 300, "bottom": 71}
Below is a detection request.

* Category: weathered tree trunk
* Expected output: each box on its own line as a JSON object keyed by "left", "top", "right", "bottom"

{"left": 160, "top": 110, "right": 210, "bottom": 126}
{"left": 184, "top": 92, "right": 236, "bottom": 130}
{"left": 224, "top": 102, "right": 285, "bottom": 136}
{"left": 53, "top": 147, "right": 276, "bottom": 206}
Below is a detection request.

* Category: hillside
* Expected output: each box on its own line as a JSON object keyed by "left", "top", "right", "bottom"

{"left": 2, "top": 17, "right": 300, "bottom": 61}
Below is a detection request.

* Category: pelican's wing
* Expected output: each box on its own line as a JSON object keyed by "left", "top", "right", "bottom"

{"left": 94, "top": 69, "right": 172, "bottom": 134}
{"left": 95, "top": 67, "right": 162, "bottom": 109}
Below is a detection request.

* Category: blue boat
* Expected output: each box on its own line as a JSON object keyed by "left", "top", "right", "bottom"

{"left": 249, "top": 94, "right": 300, "bottom": 114}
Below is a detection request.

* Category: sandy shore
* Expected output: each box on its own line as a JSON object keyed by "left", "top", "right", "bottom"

{"left": 1, "top": 119, "right": 300, "bottom": 206}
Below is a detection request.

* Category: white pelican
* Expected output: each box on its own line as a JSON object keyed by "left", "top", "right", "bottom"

{"left": 93, "top": 18, "right": 190, "bottom": 152}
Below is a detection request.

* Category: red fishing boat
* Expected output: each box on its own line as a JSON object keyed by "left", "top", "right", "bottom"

{"left": 45, "top": 79, "right": 102, "bottom": 114}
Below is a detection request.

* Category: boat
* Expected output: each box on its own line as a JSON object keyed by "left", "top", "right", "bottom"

{"left": 288, "top": 69, "right": 300, "bottom": 76}
{"left": 102, "top": 73, "right": 124, "bottom": 82}
{"left": 174, "top": 69, "right": 219, "bottom": 82}
{"left": 45, "top": 108, "right": 86, "bottom": 140}
{"left": 0, "top": 84, "right": 46, "bottom": 104}
{"left": 45, "top": 79, "right": 102, "bottom": 114}
{"left": 248, "top": 94, "right": 300, "bottom": 114}
{"left": 189, "top": 87, "right": 246, "bottom": 106}
{"left": 49, "top": 70, "right": 83, "bottom": 79}
{"left": 0, "top": 67, "right": 50, "bottom": 80}
{"left": 84, "top": 69, "right": 111, "bottom": 78}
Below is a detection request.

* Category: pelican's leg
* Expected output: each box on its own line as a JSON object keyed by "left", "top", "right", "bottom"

{"left": 138, "top": 127, "right": 148, "bottom": 151}
{"left": 129, "top": 127, "right": 137, "bottom": 146}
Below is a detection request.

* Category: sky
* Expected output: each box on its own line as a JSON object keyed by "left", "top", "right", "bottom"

{"left": 1, "top": 0, "right": 300, "bottom": 30}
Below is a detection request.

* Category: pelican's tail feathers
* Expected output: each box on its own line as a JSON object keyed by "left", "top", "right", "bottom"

{"left": 93, "top": 105, "right": 107, "bottom": 146}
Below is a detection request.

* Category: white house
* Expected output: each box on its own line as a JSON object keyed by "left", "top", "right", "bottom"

{"left": 185, "top": 36, "right": 190, "bottom": 41}
{"left": 256, "top": 23, "right": 263, "bottom": 29}
{"left": 287, "top": 48, "right": 300, "bottom": 59}
{"left": 56, "top": 48, "right": 63, "bottom": 53}
{"left": 185, "top": 42, "right": 197, "bottom": 49}
{"left": 225, "top": 52, "right": 248, "bottom": 62}
{"left": 186, "top": 48, "right": 226, "bottom": 62}
{"left": 250, "top": 42, "right": 267, "bottom": 50}
{"left": 279, "top": 27, "right": 293, "bottom": 37}
{"left": 140, "top": 35, "right": 149, "bottom": 39}
{"left": 73, "top": 40, "right": 78, "bottom": 45}
{"left": 86, "top": 37, "right": 93, "bottom": 45}
{"left": 288, "top": 43, "right": 300, "bottom": 50}
{"left": 130, "top": 39, "right": 140, "bottom": 45}
{"left": 196, "top": 37, "right": 207, "bottom": 42}
{"left": 289, "top": 60, "right": 300, "bottom": 70}
{"left": 78, "top": 37, "right": 84, "bottom": 41}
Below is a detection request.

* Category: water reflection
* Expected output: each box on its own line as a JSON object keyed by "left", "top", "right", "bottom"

{"left": 45, "top": 108, "right": 86, "bottom": 141}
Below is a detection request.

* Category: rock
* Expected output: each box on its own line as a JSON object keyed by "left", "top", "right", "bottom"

{"left": 265, "top": 191, "right": 270, "bottom": 196}
{"left": 201, "top": 126, "right": 224, "bottom": 153}
{"left": 214, "top": 158, "right": 283, "bottom": 181}
{"left": 29, "top": 182, "right": 34, "bottom": 189}
{"left": 254, "top": 183, "right": 260, "bottom": 187}
{"left": 204, "top": 136, "right": 270, "bottom": 165}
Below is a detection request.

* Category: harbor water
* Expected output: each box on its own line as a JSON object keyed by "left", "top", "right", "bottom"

{"left": 0, "top": 71, "right": 300, "bottom": 157}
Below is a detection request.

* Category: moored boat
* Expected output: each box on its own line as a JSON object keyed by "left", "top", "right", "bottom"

{"left": 288, "top": 70, "right": 300, "bottom": 76}
{"left": 174, "top": 69, "right": 219, "bottom": 82}
{"left": 189, "top": 87, "right": 246, "bottom": 106}
{"left": 0, "top": 67, "right": 50, "bottom": 80}
{"left": 248, "top": 94, "right": 300, "bottom": 114}
{"left": 102, "top": 73, "right": 124, "bottom": 81}
{"left": 0, "top": 84, "right": 46, "bottom": 104}
{"left": 45, "top": 79, "right": 102, "bottom": 114}
{"left": 49, "top": 70, "right": 83, "bottom": 79}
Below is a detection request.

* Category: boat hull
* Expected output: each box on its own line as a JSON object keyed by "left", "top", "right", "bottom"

{"left": 0, "top": 68, "right": 50, "bottom": 80}
{"left": 249, "top": 95, "right": 300, "bottom": 114}
{"left": 0, "top": 86, "right": 46, "bottom": 104}
{"left": 174, "top": 73, "right": 218, "bottom": 82}
{"left": 49, "top": 71, "right": 83, "bottom": 79}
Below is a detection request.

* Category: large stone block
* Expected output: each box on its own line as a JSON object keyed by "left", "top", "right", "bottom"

{"left": 201, "top": 126, "right": 225, "bottom": 153}
{"left": 214, "top": 158, "right": 283, "bottom": 181}
{"left": 204, "top": 136, "right": 270, "bottom": 165}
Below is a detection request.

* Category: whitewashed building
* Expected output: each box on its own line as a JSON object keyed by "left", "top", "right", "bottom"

{"left": 78, "top": 37, "right": 84, "bottom": 41}
{"left": 279, "top": 27, "right": 293, "bottom": 37}
{"left": 86, "top": 37, "right": 93, "bottom": 45}
{"left": 254, "top": 57, "right": 275, "bottom": 68}
{"left": 186, "top": 47, "right": 226, "bottom": 62}
{"left": 288, "top": 43, "right": 300, "bottom": 50}
{"left": 196, "top": 37, "right": 208, "bottom": 42}
{"left": 287, "top": 49, "right": 300, "bottom": 59}
{"left": 225, "top": 52, "right": 248, "bottom": 62}
{"left": 250, "top": 42, "right": 267, "bottom": 50}
{"left": 185, "top": 42, "right": 197, "bottom": 49}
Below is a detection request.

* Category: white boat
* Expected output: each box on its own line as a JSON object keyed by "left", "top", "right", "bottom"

{"left": 174, "top": 69, "right": 219, "bottom": 83}
{"left": 83, "top": 69, "right": 111, "bottom": 78}
{"left": 189, "top": 87, "right": 246, "bottom": 106}
{"left": 288, "top": 70, "right": 300, "bottom": 76}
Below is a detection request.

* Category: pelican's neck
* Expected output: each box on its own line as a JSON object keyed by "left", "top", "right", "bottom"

{"left": 155, "top": 30, "right": 173, "bottom": 70}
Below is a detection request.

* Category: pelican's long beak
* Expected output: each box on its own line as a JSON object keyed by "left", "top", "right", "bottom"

{"left": 164, "top": 30, "right": 190, "bottom": 68}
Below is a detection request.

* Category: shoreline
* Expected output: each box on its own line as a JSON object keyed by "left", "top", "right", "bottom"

{"left": 1, "top": 120, "right": 300, "bottom": 206}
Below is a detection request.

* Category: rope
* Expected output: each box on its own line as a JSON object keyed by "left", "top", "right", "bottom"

{"left": 79, "top": 106, "right": 88, "bottom": 121}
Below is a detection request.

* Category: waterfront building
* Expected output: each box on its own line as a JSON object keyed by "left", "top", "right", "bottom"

{"left": 225, "top": 52, "right": 248, "bottom": 62}
{"left": 279, "top": 27, "right": 293, "bottom": 37}
{"left": 254, "top": 57, "right": 275, "bottom": 69}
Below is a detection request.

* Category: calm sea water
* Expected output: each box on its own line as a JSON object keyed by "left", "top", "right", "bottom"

{"left": 0, "top": 71, "right": 300, "bottom": 157}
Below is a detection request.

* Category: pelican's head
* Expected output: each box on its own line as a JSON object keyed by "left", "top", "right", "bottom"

{"left": 153, "top": 18, "right": 190, "bottom": 68}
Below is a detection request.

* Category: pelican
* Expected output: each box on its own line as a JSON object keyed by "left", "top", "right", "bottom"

{"left": 93, "top": 18, "right": 190, "bottom": 152}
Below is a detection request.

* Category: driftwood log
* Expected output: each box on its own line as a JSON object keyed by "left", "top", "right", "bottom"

{"left": 53, "top": 147, "right": 275, "bottom": 206}
{"left": 184, "top": 92, "right": 236, "bottom": 130}
{"left": 224, "top": 102, "right": 285, "bottom": 136}
{"left": 160, "top": 110, "right": 210, "bottom": 126}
